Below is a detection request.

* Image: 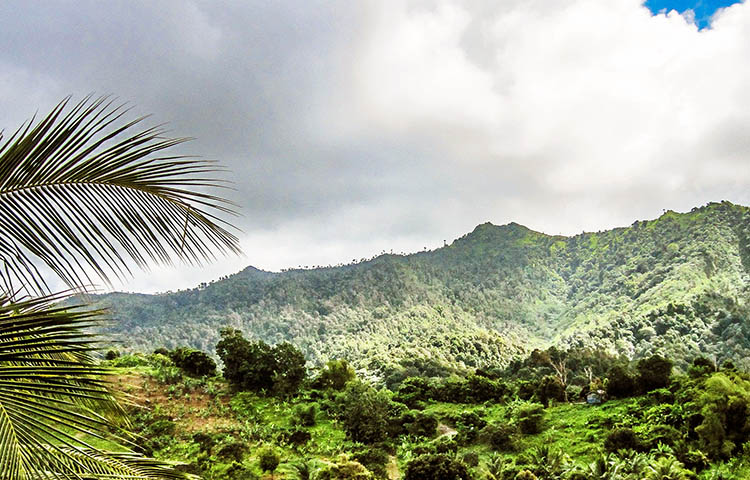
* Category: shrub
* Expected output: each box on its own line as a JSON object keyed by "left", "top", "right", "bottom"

{"left": 462, "top": 451, "right": 479, "bottom": 467}
{"left": 513, "top": 402, "right": 545, "bottom": 435}
{"left": 604, "top": 428, "right": 641, "bottom": 452}
{"left": 395, "top": 376, "right": 433, "bottom": 407}
{"left": 316, "top": 458, "right": 374, "bottom": 480}
{"left": 258, "top": 445, "right": 280, "bottom": 474}
{"left": 403, "top": 454, "right": 471, "bottom": 480}
{"left": 353, "top": 447, "right": 389, "bottom": 479}
{"left": 481, "top": 422, "right": 518, "bottom": 451}
{"left": 433, "top": 436, "right": 459, "bottom": 454}
{"left": 293, "top": 403, "right": 318, "bottom": 427}
{"left": 104, "top": 349, "right": 120, "bottom": 360}
{"left": 514, "top": 469, "right": 538, "bottom": 480}
{"left": 278, "top": 428, "right": 311, "bottom": 446}
{"left": 192, "top": 432, "right": 215, "bottom": 452}
{"left": 110, "top": 353, "right": 150, "bottom": 368}
{"left": 217, "top": 441, "right": 246, "bottom": 462}
{"left": 407, "top": 411, "right": 438, "bottom": 438}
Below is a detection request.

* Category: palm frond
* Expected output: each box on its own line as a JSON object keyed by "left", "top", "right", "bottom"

{"left": 0, "top": 96, "right": 241, "bottom": 294}
{"left": 0, "top": 292, "right": 194, "bottom": 479}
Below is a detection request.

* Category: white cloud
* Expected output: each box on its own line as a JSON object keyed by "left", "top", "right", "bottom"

{"left": 1, "top": 0, "right": 750, "bottom": 293}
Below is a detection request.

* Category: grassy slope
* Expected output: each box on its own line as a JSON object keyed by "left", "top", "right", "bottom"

{"left": 114, "top": 366, "right": 750, "bottom": 480}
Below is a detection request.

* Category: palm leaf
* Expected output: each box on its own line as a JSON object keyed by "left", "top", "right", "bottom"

{"left": 0, "top": 95, "right": 241, "bottom": 294}
{"left": 0, "top": 292, "right": 195, "bottom": 479}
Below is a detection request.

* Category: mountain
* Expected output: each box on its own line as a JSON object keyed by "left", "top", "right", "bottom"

{"left": 92, "top": 201, "right": 750, "bottom": 380}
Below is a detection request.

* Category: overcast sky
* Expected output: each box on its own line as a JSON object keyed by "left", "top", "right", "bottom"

{"left": 1, "top": 0, "right": 749, "bottom": 293}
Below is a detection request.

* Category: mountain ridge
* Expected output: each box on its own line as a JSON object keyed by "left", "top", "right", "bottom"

{"left": 93, "top": 201, "right": 750, "bottom": 381}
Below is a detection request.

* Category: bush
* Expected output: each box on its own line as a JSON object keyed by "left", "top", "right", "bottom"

{"left": 104, "top": 349, "right": 120, "bottom": 360}
{"left": 513, "top": 402, "right": 545, "bottom": 435}
{"left": 258, "top": 445, "right": 280, "bottom": 474}
{"left": 433, "top": 436, "right": 459, "bottom": 454}
{"left": 192, "top": 432, "right": 215, "bottom": 452}
{"left": 353, "top": 447, "right": 389, "bottom": 479}
{"left": 293, "top": 403, "right": 318, "bottom": 427}
{"left": 514, "top": 470, "right": 538, "bottom": 480}
{"left": 604, "top": 428, "right": 641, "bottom": 452}
{"left": 688, "top": 356, "right": 716, "bottom": 379}
{"left": 278, "top": 428, "right": 311, "bottom": 446}
{"left": 110, "top": 353, "right": 150, "bottom": 368}
{"left": 407, "top": 411, "right": 438, "bottom": 438}
{"left": 462, "top": 451, "right": 479, "bottom": 467}
{"left": 217, "top": 441, "right": 246, "bottom": 462}
{"left": 316, "top": 458, "right": 374, "bottom": 480}
{"left": 481, "top": 422, "right": 518, "bottom": 451}
{"left": 395, "top": 376, "right": 433, "bottom": 407}
{"left": 403, "top": 454, "right": 471, "bottom": 480}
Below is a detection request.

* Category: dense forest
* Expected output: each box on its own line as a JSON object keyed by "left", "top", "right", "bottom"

{"left": 105, "top": 332, "right": 750, "bottom": 480}
{"left": 93, "top": 201, "right": 750, "bottom": 381}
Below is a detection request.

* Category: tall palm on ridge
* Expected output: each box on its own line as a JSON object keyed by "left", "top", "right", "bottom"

{"left": 0, "top": 96, "right": 241, "bottom": 479}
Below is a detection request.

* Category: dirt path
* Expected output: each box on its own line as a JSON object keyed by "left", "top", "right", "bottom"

{"left": 387, "top": 455, "right": 400, "bottom": 480}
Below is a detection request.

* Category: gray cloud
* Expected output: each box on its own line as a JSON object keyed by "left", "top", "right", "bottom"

{"left": 1, "top": 0, "right": 749, "bottom": 292}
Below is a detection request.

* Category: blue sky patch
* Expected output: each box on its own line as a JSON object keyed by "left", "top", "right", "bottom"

{"left": 645, "top": 0, "right": 743, "bottom": 28}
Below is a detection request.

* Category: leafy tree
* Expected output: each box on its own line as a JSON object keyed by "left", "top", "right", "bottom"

{"left": 637, "top": 355, "right": 674, "bottom": 393}
{"left": 169, "top": 346, "right": 217, "bottom": 377}
{"left": 0, "top": 97, "right": 239, "bottom": 478}
{"left": 216, "top": 329, "right": 306, "bottom": 395}
{"left": 272, "top": 342, "right": 307, "bottom": 396}
{"left": 314, "top": 359, "right": 356, "bottom": 390}
{"left": 688, "top": 356, "right": 716, "bottom": 378}
{"left": 606, "top": 364, "right": 637, "bottom": 398}
{"left": 537, "top": 375, "right": 566, "bottom": 407}
{"left": 694, "top": 372, "right": 750, "bottom": 458}
{"left": 338, "top": 382, "right": 393, "bottom": 444}
{"left": 216, "top": 328, "right": 275, "bottom": 391}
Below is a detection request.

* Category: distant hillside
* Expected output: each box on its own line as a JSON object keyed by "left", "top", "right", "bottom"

{"left": 93, "top": 201, "right": 750, "bottom": 379}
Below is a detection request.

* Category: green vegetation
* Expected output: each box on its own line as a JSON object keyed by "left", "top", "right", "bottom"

{"left": 110, "top": 341, "right": 750, "bottom": 480}
{"left": 96, "top": 201, "right": 750, "bottom": 380}
{"left": 0, "top": 97, "right": 240, "bottom": 479}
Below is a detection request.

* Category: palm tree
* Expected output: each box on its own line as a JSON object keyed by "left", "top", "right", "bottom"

{"left": 0, "top": 96, "right": 241, "bottom": 479}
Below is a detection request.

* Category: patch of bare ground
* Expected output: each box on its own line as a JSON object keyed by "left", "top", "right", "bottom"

{"left": 109, "top": 372, "right": 234, "bottom": 433}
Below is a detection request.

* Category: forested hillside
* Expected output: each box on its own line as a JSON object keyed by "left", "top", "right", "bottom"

{"left": 94, "top": 201, "right": 750, "bottom": 378}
